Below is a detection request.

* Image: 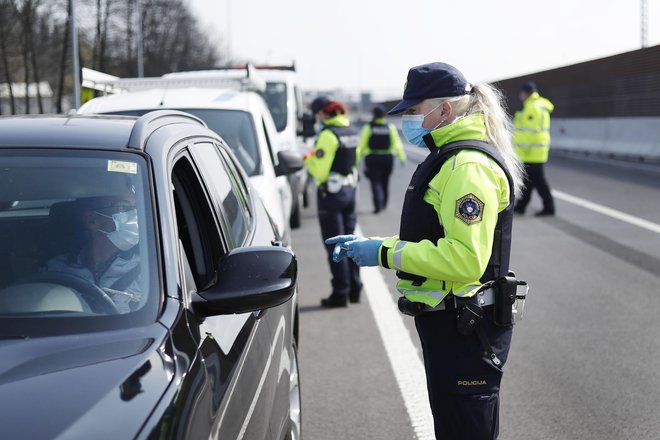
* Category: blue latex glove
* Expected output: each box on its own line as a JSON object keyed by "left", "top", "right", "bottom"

{"left": 346, "top": 238, "right": 383, "bottom": 267}
{"left": 326, "top": 235, "right": 358, "bottom": 262}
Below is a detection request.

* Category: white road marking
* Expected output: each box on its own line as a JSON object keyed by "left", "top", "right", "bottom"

{"left": 355, "top": 225, "right": 435, "bottom": 440}
{"left": 553, "top": 189, "right": 660, "bottom": 235}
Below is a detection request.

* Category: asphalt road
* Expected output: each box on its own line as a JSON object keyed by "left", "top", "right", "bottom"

{"left": 292, "top": 148, "right": 660, "bottom": 440}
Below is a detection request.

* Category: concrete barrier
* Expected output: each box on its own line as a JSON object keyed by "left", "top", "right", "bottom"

{"left": 551, "top": 117, "right": 660, "bottom": 163}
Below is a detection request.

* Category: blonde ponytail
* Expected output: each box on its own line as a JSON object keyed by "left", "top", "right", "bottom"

{"left": 453, "top": 83, "right": 525, "bottom": 197}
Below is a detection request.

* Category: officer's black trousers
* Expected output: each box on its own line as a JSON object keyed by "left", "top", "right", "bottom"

{"left": 364, "top": 154, "right": 394, "bottom": 212}
{"left": 515, "top": 162, "right": 555, "bottom": 213}
{"left": 317, "top": 186, "right": 362, "bottom": 296}
{"left": 415, "top": 307, "right": 513, "bottom": 440}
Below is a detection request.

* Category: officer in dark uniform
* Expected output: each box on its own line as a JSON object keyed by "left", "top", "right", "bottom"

{"left": 305, "top": 97, "right": 362, "bottom": 307}
{"left": 358, "top": 105, "right": 406, "bottom": 213}
{"left": 326, "top": 63, "right": 527, "bottom": 439}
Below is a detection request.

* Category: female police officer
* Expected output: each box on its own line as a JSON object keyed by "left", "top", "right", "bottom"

{"left": 326, "top": 63, "right": 525, "bottom": 439}
{"left": 305, "top": 97, "right": 363, "bottom": 307}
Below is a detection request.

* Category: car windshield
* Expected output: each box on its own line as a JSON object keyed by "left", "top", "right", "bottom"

{"left": 111, "top": 109, "right": 261, "bottom": 176}
{"left": 259, "top": 82, "right": 288, "bottom": 132}
{"left": 0, "top": 149, "right": 158, "bottom": 337}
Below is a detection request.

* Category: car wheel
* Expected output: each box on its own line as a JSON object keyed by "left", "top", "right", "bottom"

{"left": 286, "top": 343, "right": 302, "bottom": 440}
{"left": 290, "top": 193, "right": 303, "bottom": 229}
{"left": 302, "top": 174, "right": 310, "bottom": 208}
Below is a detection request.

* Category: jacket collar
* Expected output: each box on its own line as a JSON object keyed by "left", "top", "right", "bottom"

{"left": 323, "top": 114, "right": 350, "bottom": 127}
{"left": 424, "top": 113, "right": 488, "bottom": 150}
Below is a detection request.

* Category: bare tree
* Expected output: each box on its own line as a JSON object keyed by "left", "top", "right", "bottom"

{"left": 55, "top": 0, "right": 70, "bottom": 113}
{"left": 26, "top": 0, "right": 44, "bottom": 113}
{"left": 4, "top": 0, "right": 225, "bottom": 114}
{"left": 0, "top": 0, "right": 18, "bottom": 114}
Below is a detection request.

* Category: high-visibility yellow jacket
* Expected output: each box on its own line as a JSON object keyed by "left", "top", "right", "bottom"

{"left": 357, "top": 118, "right": 406, "bottom": 162}
{"left": 376, "top": 114, "right": 511, "bottom": 307}
{"left": 304, "top": 114, "right": 358, "bottom": 185}
{"left": 513, "top": 92, "right": 554, "bottom": 163}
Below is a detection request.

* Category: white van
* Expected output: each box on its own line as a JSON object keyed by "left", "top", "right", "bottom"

{"left": 79, "top": 87, "right": 300, "bottom": 245}
{"left": 164, "top": 66, "right": 310, "bottom": 228}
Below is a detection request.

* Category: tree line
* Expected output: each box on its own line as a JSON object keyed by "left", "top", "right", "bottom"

{"left": 0, "top": 0, "right": 225, "bottom": 114}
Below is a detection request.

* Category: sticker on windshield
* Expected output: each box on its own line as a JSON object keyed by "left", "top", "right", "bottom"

{"left": 108, "top": 160, "right": 138, "bottom": 174}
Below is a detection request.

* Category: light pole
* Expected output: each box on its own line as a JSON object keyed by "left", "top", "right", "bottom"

{"left": 641, "top": 0, "right": 648, "bottom": 48}
{"left": 226, "top": 0, "right": 232, "bottom": 60}
{"left": 70, "top": 0, "right": 81, "bottom": 109}
{"left": 136, "top": 0, "right": 144, "bottom": 77}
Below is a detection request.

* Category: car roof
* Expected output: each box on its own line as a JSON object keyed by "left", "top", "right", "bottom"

{"left": 79, "top": 88, "right": 261, "bottom": 114}
{"left": 0, "top": 111, "right": 208, "bottom": 151}
{"left": 0, "top": 115, "right": 137, "bottom": 149}
{"left": 255, "top": 69, "right": 298, "bottom": 83}
{"left": 163, "top": 68, "right": 298, "bottom": 83}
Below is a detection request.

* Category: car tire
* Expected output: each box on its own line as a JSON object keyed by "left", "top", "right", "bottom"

{"left": 285, "top": 343, "right": 302, "bottom": 440}
{"left": 302, "top": 173, "right": 310, "bottom": 208}
{"left": 290, "top": 193, "right": 303, "bottom": 229}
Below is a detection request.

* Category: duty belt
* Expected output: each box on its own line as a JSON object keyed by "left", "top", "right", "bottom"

{"left": 397, "top": 288, "right": 495, "bottom": 317}
{"left": 328, "top": 171, "right": 358, "bottom": 187}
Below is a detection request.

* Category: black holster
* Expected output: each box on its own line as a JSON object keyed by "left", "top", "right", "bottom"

{"left": 492, "top": 276, "right": 518, "bottom": 327}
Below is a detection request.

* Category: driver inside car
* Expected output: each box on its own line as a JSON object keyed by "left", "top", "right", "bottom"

{"left": 47, "top": 178, "right": 142, "bottom": 314}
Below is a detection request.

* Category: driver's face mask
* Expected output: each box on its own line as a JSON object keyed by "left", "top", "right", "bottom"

{"left": 96, "top": 209, "right": 139, "bottom": 251}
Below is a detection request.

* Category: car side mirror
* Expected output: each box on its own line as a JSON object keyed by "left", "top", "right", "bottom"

{"left": 298, "top": 112, "right": 316, "bottom": 139}
{"left": 275, "top": 149, "right": 304, "bottom": 177}
{"left": 192, "top": 246, "right": 297, "bottom": 316}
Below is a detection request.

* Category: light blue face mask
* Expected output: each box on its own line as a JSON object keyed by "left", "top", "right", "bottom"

{"left": 96, "top": 209, "right": 139, "bottom": 251}
{"left": 401, "top": 103, "right": 443, "bottom": 147}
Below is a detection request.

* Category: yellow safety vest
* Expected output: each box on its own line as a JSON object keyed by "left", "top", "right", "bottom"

{"left": 513, "top": 92, "right": 554, "bottom": 164}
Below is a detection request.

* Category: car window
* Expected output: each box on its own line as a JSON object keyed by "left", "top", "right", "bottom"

{"left": 216, "top": 144, "right": 251, "bottom": 215}
{"left": 190, "top": 142, "right": 250, "bottom": 248}
{"left": 262, "top": 117, "right": 278, "bottom": 166}
{"left": 294, "top": 84, "right": 304, "bottom": 121}
{"left": 0, "top": 149, "right": 159, "bottom": 336}
{"left": 171, "top": 154, "right": 224, "bottom": 291}
{"left": 111, "top": 109, "right": 262, "bottom": 177}
{"left": 260, "top": 82, "right": 288, "bottom": 132}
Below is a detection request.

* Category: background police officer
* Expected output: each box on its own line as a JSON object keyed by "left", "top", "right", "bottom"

{"left": 305, "top": 97, "right": 362, "bottom": 307}
{"left": 357, "top": 105, "right": 406, "bottom": 214}
{"left": 513, "top": 81, "right": 556, "bottom": 216}
{"left": 326, "top": 63, "right": 525, "bottom": 439}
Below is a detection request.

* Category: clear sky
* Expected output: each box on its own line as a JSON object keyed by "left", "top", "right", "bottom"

{"left": 187, "top": 0, "right": 660, "bottom": 99}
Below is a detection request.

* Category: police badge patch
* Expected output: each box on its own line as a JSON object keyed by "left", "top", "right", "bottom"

{"left": 455, "top": 193, "right": 484, "bottom": 225}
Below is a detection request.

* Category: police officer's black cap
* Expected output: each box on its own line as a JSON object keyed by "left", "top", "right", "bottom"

{"left": 388, "top": 62, "right": 472, "bottom": 115}
{"left": 372, "top": 105, "right": 386, "bottom": 117}
{"left": 521, "top": 81, "right": 537, "bottom": 93}
{"left": 311, "top": 96, "right": 331, "bottom": 115}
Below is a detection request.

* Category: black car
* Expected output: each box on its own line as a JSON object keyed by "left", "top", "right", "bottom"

{"left": 0, "top": 111, "right": 302, "bottom": 439}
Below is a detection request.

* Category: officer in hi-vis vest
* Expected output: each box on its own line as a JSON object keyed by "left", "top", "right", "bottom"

{"left": 513, "top": 81, "right": 555, "bottom": 216}
{"left": 326, "top": 63, "right": 528, "bottom": 439}
{"left": 305, "top": 97, "right": 362, "bottom": 308}
{"left": 357, "top": 105, "right": 406, "bottom": 213}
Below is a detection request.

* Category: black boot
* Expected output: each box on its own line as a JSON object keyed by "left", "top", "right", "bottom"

{"left": 349, "top": 288, "right": 362, "bottom": 304}
{"left": 534, "top": 209, "right": 555, "bottom": 217}
{"left": 321, "top": 293, "right": 348, "bottom": 308}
